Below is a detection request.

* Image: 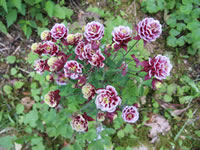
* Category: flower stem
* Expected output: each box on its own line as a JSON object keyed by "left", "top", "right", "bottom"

{"left": 124, "top": 40, "right": 140, "bottom": 57}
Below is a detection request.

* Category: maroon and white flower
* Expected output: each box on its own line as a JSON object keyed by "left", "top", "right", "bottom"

{"left": 97, "top": 112, "right": 106, "bottom": 122}
{"left": 46, "top": 74, "right": 54, "bottom": 82}
{"left": 84, "top": 21, "right": 104, "bottom": 41}
{"left": 48, "top": 56, "right": 65, "bottom": 72}
{"left": 64, "top": 60, "right": 83, "bottom": 80}
{"left": 122, "top": 106, "right": 139, "bottom": 123}
{"left": 88, "top": 49, "right": 105, "bottom": 68}
{"left": 34, "top": 59, "right": 49, "bottom": 74}
{"left": 70, "top": 114, "right": 88, "bottom": 132}
{"left": 51, "top": 23, "right": 68, "bottom": 40}
{"left": 131, "top": 54, "right": 172, "bottom": 80}
{"left": 119, "top": 61, "right": 128, "bottom": 76}
{"left": 112, "top": 26, "right": 132, "bottom": 51}
{"left": 75, "top": 41, "right": 87, "bottom": 60}
{"left": 95, "top": 85, "right": 121, "bottom": 112}
{"left": 134, "top": 18, "right": 162, "bottom": 44}
{"left": 44, "top": 90, "right": 61, "bottom": 107}
{"left": 31, "top": 43, "right": 44, "bottom": 55}
{"left": 56, "top": 71, "right": 69, "bottom": 85}
{"left": 40, "top": 30, "right": 51, "bottom": 41}
{"left": 82, "top": 83, "right": 96, "bottom": 100}
{"left": 41, "top": 41, "right": 59, "bottom": 56}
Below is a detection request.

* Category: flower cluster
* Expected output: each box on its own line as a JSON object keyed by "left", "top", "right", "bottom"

{"left": 31, "top": 17, "right": 173, "bottom": 133}
{"left": 95, "top": 85, "right": 121, "bottom": 112}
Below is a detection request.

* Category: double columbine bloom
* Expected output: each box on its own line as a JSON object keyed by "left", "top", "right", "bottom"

{"left": 64, "top": 60, "right": 83, "bottom": 80}
{"left": 112, "top": 26, "right": 132, "bottom": 51}
{"left": 132, "top": 54, "right": 172, "bottom": 88}
{"left": 31, "top": 17, "right": 172, "bottom": 132}
{"left": 122, "top": 106, "right": 139, "bottom": 123}
{"left": 51, "top": 23, "right": 68, "bottom": 40}
{"left": 95, "top": 85, "right": 121, "bottom": 112}
{"left": 84, "top": 21, "right": 104, "bottom": 42}
{"left": 134, "top": 18, "right": 162, "bottom": 45}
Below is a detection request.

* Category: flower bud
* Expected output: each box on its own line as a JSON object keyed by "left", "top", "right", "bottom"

{"left": 41, "top": 30, "right": 51, "bottom": 41}
{"left": 44, "top": 90, "right": 61, "bottom": 107}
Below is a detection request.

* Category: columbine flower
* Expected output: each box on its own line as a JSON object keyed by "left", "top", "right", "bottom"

{"left": 34, "top": 59, "right": 49, "bottom": 74}
{"left": 40, "top": 30, "right": 51, "bottom": 41}
{"left": 31, "top": 43, "right": 44, "bottom": 55}
{"left": 82, "top": 83, "right": 96, "bottom": 100}
{"left": 70, "top": 113, "right": 94, "bottom": 132}
{"left": 41, "top": 41, "right": 59, "bottom": 56}
{"left": 44, "top": 90, "right": 61, "bottom": 107}
{"left": 119, "top": 61, "right": 128, "bottom": 76}
{"left": 84, "top": 43, "right": 105, "bottom": 68}
{"left": 122, "top": 106, "right": 139, "bottom": 123}
{"left": 112, "top": 26, "right": 132, "bottom": 51}
{"left": 48, "top": 56, "right": 64, "bottom": 72}
{"left": 75, "top": 41, "right": 86, "bottom": 60}
{"left": 131, "top": 54, "right": 172, "bottom": 80}
{"left": 70, "top": 114, "right": 88, "bottom": 132}
{"left": 134, "top": 18, "right": 162, "bottom": 45}
{"left": 64, "top": 60, "right": 83, "bottom": 80}
{"left": 51, "top": 23, "right": 68, "bottom": 40}
{"left": 84, "top": 21, "right": 104, "bottom": 41}
{"left": 88, "top": 50, "right": 105, "bottom": 68}
{"left": 95, "top": 85, "right": 121, "bottom": 112}
{"left": 56, "top": 71, "right": 69, "bottom": 85}
{"left": 97, "top": 112, "right": 106, "bottom": 122}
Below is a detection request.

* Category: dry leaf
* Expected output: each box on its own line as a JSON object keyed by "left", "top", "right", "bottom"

{"left": 21, "top": 97, "right": 34, "bottom": 113}
{"left": 145, "top": 114, "right": 171, "bottom": 143}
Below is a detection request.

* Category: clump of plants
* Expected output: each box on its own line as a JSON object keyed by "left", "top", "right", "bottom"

{"left": 26, "top": 17, "right": 174, "bottom": 149}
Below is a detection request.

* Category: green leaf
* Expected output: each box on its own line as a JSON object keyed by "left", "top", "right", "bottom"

{"left": 11, "top": 0, "right": 22, "bottom": 11}
{"left": 164, "top": 94, "right": 172, "bottom": 102}
{"left": 117, "top": 130, "right": 125, "bottom": 138}
{"left": 63, "top": 7, "right": 73, "bottom": 21}
{"left": 187, "top": 21, "right": 200, "bottom": 31}
{"left": 0, "top": 136, "right": 16, "bottom": 149}
{"left": 176, "top": 36, "right": 185, "bottom": 46}
{"left": 6, "top": 56, "right": 16, "bottom": 64}
{"left": 195, "top": 130, "right": 200, "bottom": 137}
{"left": 169, "top": 29, "right": 180, "bottom": 36}
{"left": 16, "top": 104, "right": 24, "bottom": 114}
{"left": 11, "top": 68, "right": 17, "bottom": 75}
{"left": 167, "top": 36, "right": 177, "bottom": 47}
{"left": 166, "top": 17, "right": 176, "bottom": 27}
{"left": 14, "top": 81, "right": 24, "bottom": 89}
{"left": 22, "top": 24, "right": 32, "bottom": 39}
{"left": 23, "top": 109, "right": 39, "bottom": 127}
{"left": 0, "top": 21, "right": 7, "bottom": 34}
{"left": 0, "top": 0, "right": 8, "bottom": 12}
{"left": 180, "top": 4, "right": 193, "bottom": 15}
{"left": 179, "top": 96, "right": 194, "bottom": 104}
{"left": 3, "top": 85, "right": 12, "bottom": 94}
{"left": 6, "top": 9, "right": 17, "bottom": 27}
{"left": 45, "top": 1, "right": 55, "bottom": 18}
{"left": 53, "top": 4, "right": 66, "bottom": 19}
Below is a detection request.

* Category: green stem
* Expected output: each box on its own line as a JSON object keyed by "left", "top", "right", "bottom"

{"left": 124, "top": 40, "right": 139, "bottom": 57}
